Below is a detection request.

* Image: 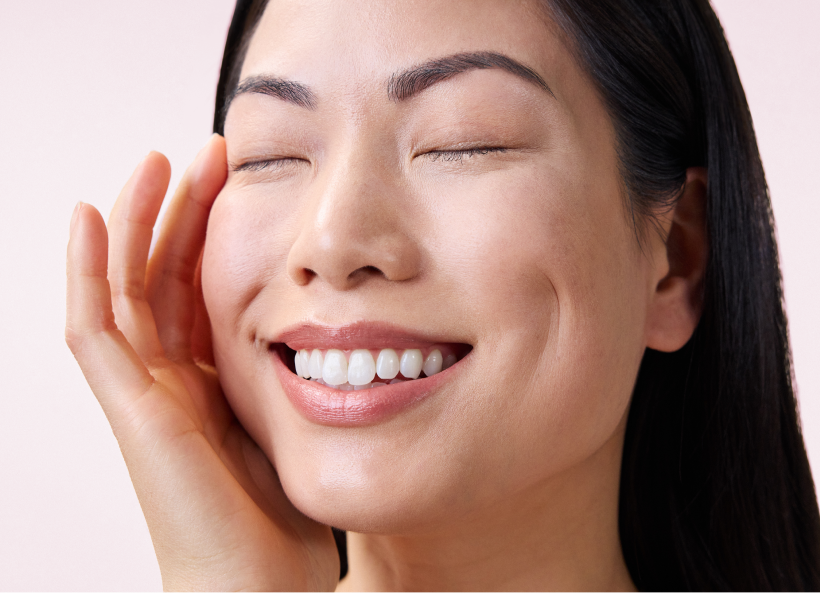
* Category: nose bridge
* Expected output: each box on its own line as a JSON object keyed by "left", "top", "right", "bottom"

{"left": 287, "top": 131, "right": 421, "bottom": 290}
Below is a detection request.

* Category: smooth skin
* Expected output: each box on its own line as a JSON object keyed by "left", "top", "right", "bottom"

{"left": 66, "top": 0, "right": 707, "bottom": 590}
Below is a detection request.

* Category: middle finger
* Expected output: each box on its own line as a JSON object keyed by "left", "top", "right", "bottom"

{"left": 107, "top": 151, "right": 171, "bottom": 363}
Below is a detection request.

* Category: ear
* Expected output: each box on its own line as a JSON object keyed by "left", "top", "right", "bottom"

{"left": 645, "top": 167, "right": 708, "bottom": 353}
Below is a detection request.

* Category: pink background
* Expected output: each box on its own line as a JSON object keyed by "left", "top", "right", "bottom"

{"left": 0, "top": 2, "right": 817, "bottom": 590}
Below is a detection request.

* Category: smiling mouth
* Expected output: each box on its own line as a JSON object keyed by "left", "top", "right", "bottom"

{"left": 272, "top": 343, "right": 472, "bottom": 390}
{"left": 267, "top": 322, "right": 473, "bottom": 425}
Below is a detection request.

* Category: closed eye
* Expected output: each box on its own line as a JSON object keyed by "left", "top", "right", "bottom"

{"left": 425, "top": 147, "right": 508, "bottom": 163}
{"left": 230, "top": 157, "right": 305, "bottom": 173}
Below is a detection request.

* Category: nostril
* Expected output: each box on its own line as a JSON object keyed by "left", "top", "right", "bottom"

{"left": 349, "top": 265, "right": 385, "bottom": 280}
{"left": 289, "top": 267, "right": 318, "bottom": 287}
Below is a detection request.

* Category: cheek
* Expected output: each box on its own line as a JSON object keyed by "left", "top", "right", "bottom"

{"left": 202, "top": 185, "right": 296, "bottom": 335}
{"left": 425, "top": 161, "right": 648, "bottom": 473}
{"left": 430, "top": 159, "right": 644, "bottom": 338}
{"left": 201, "top": 186, "right": 299, "bottom": 451}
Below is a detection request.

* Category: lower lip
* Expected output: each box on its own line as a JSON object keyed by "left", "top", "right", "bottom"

{"left": 272, "top": 348, "right": 463, "bottom": 427}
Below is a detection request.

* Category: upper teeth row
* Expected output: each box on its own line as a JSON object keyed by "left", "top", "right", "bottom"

{"left": 294, "top": 348, "right": 456, "bottom": 386}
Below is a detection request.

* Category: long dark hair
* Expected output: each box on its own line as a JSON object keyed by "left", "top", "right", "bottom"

{"left": 213, "top": 0, "right": 820, "bottom": 588}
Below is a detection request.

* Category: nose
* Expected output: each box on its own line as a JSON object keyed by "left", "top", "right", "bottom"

{"left": 286, "top": 148, "right": 422, "bottom": 291}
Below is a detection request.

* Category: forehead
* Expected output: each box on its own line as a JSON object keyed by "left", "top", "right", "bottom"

{"left": 241, "top": 0, "right": 571, "bottom": 96}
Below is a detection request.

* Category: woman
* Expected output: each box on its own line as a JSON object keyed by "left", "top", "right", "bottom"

{"left": 65, "top": 0, "right": 820, "bottom": 589}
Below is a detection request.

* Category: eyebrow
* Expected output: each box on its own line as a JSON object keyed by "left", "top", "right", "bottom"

{"left": 387, "top": 51, "right": 555, "bottom": 101}
{"left": 226, "top": 51, "right": 553, "bottom": 113}
{"left": 227, "top": 76, "right": 317, "bottom": 110}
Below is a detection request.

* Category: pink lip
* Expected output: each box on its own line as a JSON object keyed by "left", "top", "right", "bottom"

{"left": 275, "top": 320, "right": 458, "bottom": 351}
{"left": 269, "top": 322, "right": 471, "bottom": 427}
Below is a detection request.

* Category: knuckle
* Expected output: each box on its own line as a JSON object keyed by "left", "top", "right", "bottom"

{"left": 64, "top": 325, "right": 85, "bottom": 353}
{"left": 110, "top": 277, "right": 145, "bottom": 300}
{"left": 64, "top": 314, "right": 119, "bottom": 356}
{"left": 148, "top": 247, "right": 198, "bottom": 287}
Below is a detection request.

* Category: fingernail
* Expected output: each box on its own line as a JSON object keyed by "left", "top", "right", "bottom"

{"left": 70, "top": 202, "right": 83, "bottom": 233}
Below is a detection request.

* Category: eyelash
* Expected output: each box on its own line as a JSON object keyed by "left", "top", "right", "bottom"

{"left": 426, "top": 147, "right": 507, "bottom": 162}
{"left": 232, "top": 147, "right": 507, "bottom": 172}
{"left": 231, "top": 158, "right": 301, "bottom": 173}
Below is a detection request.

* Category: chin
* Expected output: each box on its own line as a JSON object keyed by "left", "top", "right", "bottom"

{"left": 273, "top": 443, "right": 474, "bottom": 535}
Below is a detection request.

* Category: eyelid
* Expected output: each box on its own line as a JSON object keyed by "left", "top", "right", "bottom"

{"left": 230, "top": 156, "right": 305, "bottom": 173}
{"left": 424, "top": 146, "right": 508, "bottom": 162}
{"left": 231, "top": 145, "right": 517, "bottom": 171}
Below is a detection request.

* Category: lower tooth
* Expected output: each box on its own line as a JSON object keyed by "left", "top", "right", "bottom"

{"left": 316, "top": 379, "right": 395, "bottom": 390}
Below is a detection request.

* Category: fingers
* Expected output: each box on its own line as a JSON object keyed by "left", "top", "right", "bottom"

{"left": 66, "top": 202, "right": 156, "bottom": 419}
{"left": 107, "top": 152, "right": 172, "bottom": 362}
{"left": 146, "top": 135, "right": 227, "bottom": 361}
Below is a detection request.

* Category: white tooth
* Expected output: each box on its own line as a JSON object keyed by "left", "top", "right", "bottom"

{"left": 308, "top": 349, "right": 323, "bottom": 379}
{"left": 348, "top": 349, "right": 376, "bottom": 385}
{"left": 389, "top": 378, "right": 405, "bottom": 385}
{"left": 322, "top": 349, "right": 348, "bottom": 385}
{"left": 300, "top": 350, "right": 311, "bottom": 378}
{"left": 422, "top": 349, "right": 443, "bottom": 377}
{"left": 354, "top": 383, "right": 375, "bottom": 390}
{"left": 400, "top": 349, "right": 423, "bottom": 379}
{"left": 443, "top": 354, "right": 457, "bottom": 370}
{"left": 338, "top": 383, "right": 355, "bottom": 391}
{"left": 376, "top": 348, "right": 400, "bottom": 380}
{"left": 294, "top": 351, "right": 302, "bottom": 377}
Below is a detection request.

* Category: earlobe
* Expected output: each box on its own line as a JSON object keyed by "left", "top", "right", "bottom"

{"left": 645, "top": 167, "right": 708, "bottom": 353}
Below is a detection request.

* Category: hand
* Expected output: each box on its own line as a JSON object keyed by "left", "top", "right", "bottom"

{"left": 65, "top": 136, "right": 339, "bottom": 591}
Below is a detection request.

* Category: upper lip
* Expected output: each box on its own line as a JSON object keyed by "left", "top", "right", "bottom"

{"left": 272, "top": 320, "right": 468, "bottom": 351}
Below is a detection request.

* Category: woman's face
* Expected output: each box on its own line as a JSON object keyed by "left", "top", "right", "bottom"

{"left": 203, "top": 0, "right": 661, "bottom": 532}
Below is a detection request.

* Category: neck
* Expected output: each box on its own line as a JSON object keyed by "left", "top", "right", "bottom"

{"left": 337, "top": 419, "right": 635, "bottom": 591}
